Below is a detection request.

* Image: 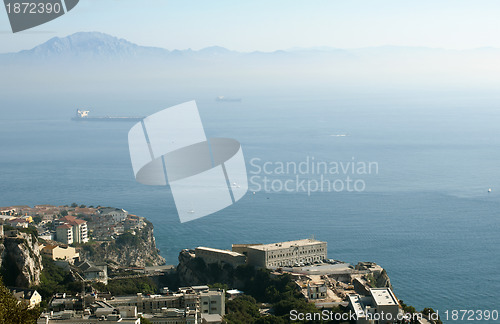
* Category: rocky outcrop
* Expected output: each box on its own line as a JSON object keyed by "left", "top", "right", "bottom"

{"left": 176, "top": 249, "right": 206, "bottom": 286}
{"left": 0, "top": 232, "right": 43, "bottom": 287}
{"left": 79, "top": 221, "right": 165, "bottom": 268}
{"left": 176, "top": 249, "right": 239, "bottom": 287}
{"left": 355, "top": 261, "right": 392, "bottom": 289}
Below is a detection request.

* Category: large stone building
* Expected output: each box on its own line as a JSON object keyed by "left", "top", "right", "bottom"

{"left": 232, "top": 238, "right": 327, "bottom": 268}
{"left": 195, "top": 247, "right": 246, "bottom": 268}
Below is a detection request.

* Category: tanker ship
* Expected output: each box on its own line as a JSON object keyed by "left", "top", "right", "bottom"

{"left": 71, "top": 109, "right": 144, "bottom": 121}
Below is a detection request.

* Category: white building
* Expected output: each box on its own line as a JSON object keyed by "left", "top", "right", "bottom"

{"left": 307, "top": 281, "right": 328, "bottom": 300}
{"left": 107, "top": 293, "right": 198, "bottom": 314}
{"left": 56, "top": 224, "right": 73, "bottom": 244}
{"left": 57, "top": 216, "right": 88, "bottom": 244}
{"left": 200, "top": 290, "right": 225, "bottom": 316}
{"left": 370, "top": 288, "right": 400, "bottom": 322}
{"left": 348, "top": 288, "right": 400, "bottom": 324}
{"left": 233, "top": 238, "right": 327, "bottom": 268}
{"left": 7, "top": 218, "right": 29, "bottom": 228}
{"left": 10, "top": 288, "right": 42, "bottom": 309}
{"left": 41, "top": 245, "right": 80, "bottom": 263}
{"left": 98, "top": 208, "right": 128, "bottom": 223}
{"left": 142, "top": 308, "right": 198, "bottom": 324}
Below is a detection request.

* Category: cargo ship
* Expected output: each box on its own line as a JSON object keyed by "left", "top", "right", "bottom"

{"left": 71, "top": 109, "right": 144, "bottom": 121}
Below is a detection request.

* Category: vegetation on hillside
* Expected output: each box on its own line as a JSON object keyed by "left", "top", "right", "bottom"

{"left": 35, "top": 257, "right": 81, "bottom": 305}
{"left": 94, "top": 277, "right": 157, "bottom": 296}
{"left": 174, "top": 259, "right": 345, "bottom": 323}
{"left": 0, "top": 277, "right": 40, "bottom": 324}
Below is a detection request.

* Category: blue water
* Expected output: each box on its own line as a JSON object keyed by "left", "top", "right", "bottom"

{"left": 1, "top": 94, "right": 499, "bottom": 322}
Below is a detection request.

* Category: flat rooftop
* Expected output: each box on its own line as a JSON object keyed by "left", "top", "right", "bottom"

{"left": 370, "top": 288, "right": 398, "bottom": 306}
{"left": 196, "top": 247, "right": 244, "bottom": 257}
{"left": 348, "top": 294, "right": 366, "bottom": 318}
{"left": 247, "top": 239, "right": 326, "bottom": 251}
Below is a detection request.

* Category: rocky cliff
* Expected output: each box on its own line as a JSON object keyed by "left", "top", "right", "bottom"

{"left": 0, "top": 231, "right": 43, "bottom": 287}
{"left": 79, "top": 221, "right": 165, "bottom": 267}
{"left": 176, "top": 249, "right": 240, "bottom": 287}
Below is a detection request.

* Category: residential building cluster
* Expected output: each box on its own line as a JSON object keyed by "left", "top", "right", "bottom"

{"left": 194, "top": 240, "right": 414, "bottom": 324}
{"left": 38, "top": 286, "right": 225, "bottom": 324}
{"left": 0, "top": 226, "right": 424, "bottom": 324}
{"left": 0, "top": 204, "right": 146, "bottom": 244}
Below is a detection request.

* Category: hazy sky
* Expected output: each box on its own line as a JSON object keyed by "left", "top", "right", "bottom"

{"left": 1, "top": 0, "right": 500, "bottom": 53}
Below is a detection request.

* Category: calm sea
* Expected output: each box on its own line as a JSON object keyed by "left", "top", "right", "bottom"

{"left": 1, "top": 94, "right": 499, "bottom": 322}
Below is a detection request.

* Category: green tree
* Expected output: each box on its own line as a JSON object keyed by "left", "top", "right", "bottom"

{"left": 32, "top": 216, "right": 43, "bottom": 224}
{"left": 226, "top": 295, "right": 262, "bottom": 324}
{"left": 209, "top": 283, "right": 229, "bottom": 291}
{"left": 0, "top": 277, "right": 40, "bottom": 324}
{"left": 35, "top": 257, "right": 81, "bottom": 300}
{"left": 140, "top": 317, "right": 152, "bottom": 324}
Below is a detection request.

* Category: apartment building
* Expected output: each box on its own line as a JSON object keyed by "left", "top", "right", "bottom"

{"left": 56, "top": 224, "right": 73, "bottom": 244}
{"left": 57, "top": 216, "right": 88, "bottom": 243}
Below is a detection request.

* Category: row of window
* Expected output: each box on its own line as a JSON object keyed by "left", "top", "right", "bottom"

{"left": 267, "top": 248, "right": 326, "bottom": 259}
{"left": 267, "top": 255, "right": 323, "bottom": 267}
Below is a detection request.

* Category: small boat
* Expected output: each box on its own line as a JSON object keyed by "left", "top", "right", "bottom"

{"left": 216, "top": 96, "right": 242, "bottom": 102}
{"left": 488, "top": 188, "right": 492, "bottom": 193}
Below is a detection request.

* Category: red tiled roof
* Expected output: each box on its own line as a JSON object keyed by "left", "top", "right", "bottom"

{"left": 59, "top": 215, "right": 86, "bottom": 226}
{"left": 8, "top": 218, "right": 27, "bottom": 223}
{"left": 57, "top": 224, "right": 72, "bottom": 229}
{"left": 59, "top": 216, "right": 77, "bottom": 221}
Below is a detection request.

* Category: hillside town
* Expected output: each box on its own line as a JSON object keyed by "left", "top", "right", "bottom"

{"left": 0, "top": 205, "right": 438, "bottom": 324}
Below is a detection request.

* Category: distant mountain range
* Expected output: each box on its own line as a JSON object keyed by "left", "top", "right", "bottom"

{"left": 2, "top": 31, "right": 500, "bottom": 93}
{"left": 5, "top": 31, "right": 498, "bottom": 60}
{"left": 18, "top": 32, "right": 168, "bottom": 58}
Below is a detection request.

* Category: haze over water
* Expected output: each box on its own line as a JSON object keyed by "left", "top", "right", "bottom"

{"left": 2, "top": 31, "right": 500, "bottom": 322}
{"left": 1, "top": 92, "right": 499, "bottom": 321}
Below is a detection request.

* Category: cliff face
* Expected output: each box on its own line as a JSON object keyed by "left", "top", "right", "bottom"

{"left": 0, "top": 232, "right": 43, "bottom": 287}
{"left": 176, "top": 249, "right": 239, "bottom": 287}
{"left": 176, "top": 250, "right": 206, "bottom": 286}
{"left": 79, "top": 221, "right": 165, "bottom": 267}
{"left": 375, "top": 269, "right": 391, "bottom": 288}
{"left": 354, "top": 262, "right": 392, "bottom": 290}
